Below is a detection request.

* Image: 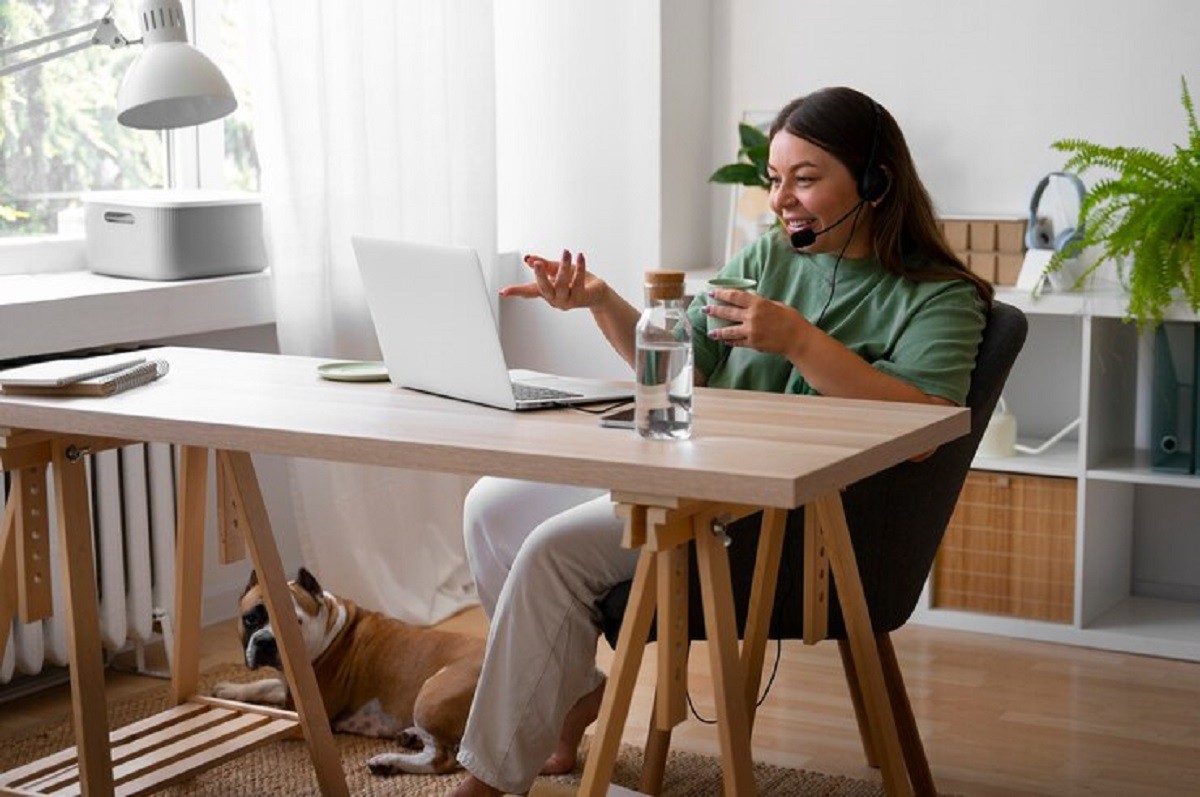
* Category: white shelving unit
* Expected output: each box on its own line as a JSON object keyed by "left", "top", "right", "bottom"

{"left": 912, "top": 287, "right": 1200, "bottom": 661}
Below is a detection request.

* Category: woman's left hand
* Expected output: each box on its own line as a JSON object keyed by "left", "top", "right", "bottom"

{"left": 703, "top": 289, "right": 810, "bottom": 357}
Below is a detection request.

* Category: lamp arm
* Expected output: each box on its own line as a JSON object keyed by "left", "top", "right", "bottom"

{"left": 0, "top": 12, "right": 133, "bottom": 78}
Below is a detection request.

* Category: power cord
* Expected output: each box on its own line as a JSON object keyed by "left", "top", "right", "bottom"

{"left": 687, "top": 637, "right": 783, "bottom": 725}
{"left": 685, "top": 526, "right": 800, "bottom": 724}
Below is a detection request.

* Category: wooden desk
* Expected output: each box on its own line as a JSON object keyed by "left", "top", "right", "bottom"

{"left": 0, "top": 347, "right": 967, "bottom": 796}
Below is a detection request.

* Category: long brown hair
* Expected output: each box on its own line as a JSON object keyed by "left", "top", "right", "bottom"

{"left": 769, "top": 87, "right": 993, "bottom": 306}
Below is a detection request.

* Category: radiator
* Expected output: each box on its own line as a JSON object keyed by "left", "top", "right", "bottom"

{"left": 1, "top": 443, "right": 178, "bottom": 685}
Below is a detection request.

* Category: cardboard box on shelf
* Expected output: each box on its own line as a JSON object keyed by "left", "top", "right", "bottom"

{"left": 968, "top": 252, "right": 997, "bottom": 282}
{"left": 968, "top": 221, "right": 997, "bottom": 252}
{"left": 996, "top": 253, "right": 1024, "bottom": 286}
{"left": 942, "top": 220, "right": 970, "bottom": 251}
{"left": 939, "top": 215, "right": 1027, "bottom": 285}
{"left": 997, "top": 220, "right": 1028, "bottom": 253}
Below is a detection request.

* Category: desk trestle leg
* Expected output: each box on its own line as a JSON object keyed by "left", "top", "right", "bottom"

{"left": 814, "top": 492, "right": 914, "bottom": 797}
{"left": 693, "top": 511, "right": 756, "bottom": 795}
{"left": 579, "top": 552, "right": 658, "bottom": 797}
{"left": 52, "top": 439, "right": 116, "bottom": 796}
{"left": 171, "top": 446, "right": 209, "bottom": 705}
{"left": 0, "top": 439, "right": 350, "bottom": 797}
{"left": 739, "top": 506, "right": 788, "bottom": 727}
{"left": 13, "top": 466, "right": 52, "bottom": 624}
{"left": 585, "top": 497, "right": 768, "bottom": 797}
{"left": 219, "top": 450, "right": 348, "bottom": 797}
{"left": 639, "top": 543, "right": 690, "bottom": 795}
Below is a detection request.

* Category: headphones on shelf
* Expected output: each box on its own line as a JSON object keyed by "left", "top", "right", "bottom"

{"left": 1026, "top": 171, "right": 1086, "bottom": 252}
{"left": 857, "top": 100, "right": 889, "bottom": 204}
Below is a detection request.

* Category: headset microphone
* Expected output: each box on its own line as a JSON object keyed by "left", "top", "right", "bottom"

{"left": 791, "top": 99, "right": 888, "bottom": 251}
{"left": 789, "top": 199, "right": 865, "bottom": 249}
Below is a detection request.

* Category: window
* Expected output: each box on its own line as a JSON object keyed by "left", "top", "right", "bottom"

{"left": 0, "top": 0, "right": 257, "bottom": 267}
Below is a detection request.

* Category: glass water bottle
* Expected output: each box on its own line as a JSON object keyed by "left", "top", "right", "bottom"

{"left": 634, "top": 270, "right": 694, "bottom": 440}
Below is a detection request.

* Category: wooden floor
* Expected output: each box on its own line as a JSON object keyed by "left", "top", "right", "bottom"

{"left": 3, "top": 607, "right": 1199, "bottom": 796}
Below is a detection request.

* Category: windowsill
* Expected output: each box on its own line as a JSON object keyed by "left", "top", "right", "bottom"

{"left": 0, "top": 269, "right": 276, "bottom": 361}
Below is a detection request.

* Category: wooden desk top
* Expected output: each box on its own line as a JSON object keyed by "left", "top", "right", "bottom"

{"left": 0, "top": 347, "right": 968, "bottom": 508}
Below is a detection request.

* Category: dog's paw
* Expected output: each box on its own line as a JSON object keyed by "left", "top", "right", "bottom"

{"left": 366, "top": 737, "right": 456, "bottom": 776}
{"left": 366, "top": 753, "right": 405, "bottom": 777}
{"left": 211, "top": 681, "right": 242, "bottom": 700}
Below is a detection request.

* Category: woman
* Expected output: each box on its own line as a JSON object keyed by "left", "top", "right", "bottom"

{"left": 449, "top": 86, "right": 992, "bottom": 797}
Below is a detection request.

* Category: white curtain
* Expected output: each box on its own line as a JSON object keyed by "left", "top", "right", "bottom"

{"left": 246, "top": 0, "right": 496, "bottom": 624}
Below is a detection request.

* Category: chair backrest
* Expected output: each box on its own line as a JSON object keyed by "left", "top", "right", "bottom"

{"left": 837, "top": 299, "right": 1028, "bottom": 634}
{"left": 599, "top": 301, "right": 1028, "bottom": 645}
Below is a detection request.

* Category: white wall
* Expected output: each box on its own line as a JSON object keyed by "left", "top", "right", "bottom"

{"left": 660, "top": 0, "right": 714, "bottom": 274}
{"left": 494, "top": 1, "right": 714, "bottom": 378}
{"left": 710, "top": 0, "right": 1200, "bottom": 244}
{"left": 492, "top": 0, "right": 1200, "bottom": 601}
{"left": 708, "top": 0, "right": 1200, "bottom": 600}
{"left": 497, "top": 1, "right": 1200, "bottom": 377}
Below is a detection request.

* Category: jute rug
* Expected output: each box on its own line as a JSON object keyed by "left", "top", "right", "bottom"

{"left": 1, "top": 664, "right": 884, "bottom": 795}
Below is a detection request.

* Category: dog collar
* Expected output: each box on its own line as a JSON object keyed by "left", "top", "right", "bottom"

{"left": 313, "top": 591, "right": 348, "bottom": 660}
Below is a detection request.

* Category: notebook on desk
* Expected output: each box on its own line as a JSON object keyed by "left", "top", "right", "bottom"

{"left": 351, "top": 236, "right": 632, "bottom": 411}
{"left": 0, "top": 352, "right": 145, "bottom": 388}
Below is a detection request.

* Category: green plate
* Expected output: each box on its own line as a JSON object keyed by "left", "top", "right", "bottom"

{"left": 317, "top": 361, "right": 390, "bottom": 382}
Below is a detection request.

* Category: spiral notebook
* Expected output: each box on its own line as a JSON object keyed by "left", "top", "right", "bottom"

{"left": 0, "top": 358, "right": 169, "bottom": 398}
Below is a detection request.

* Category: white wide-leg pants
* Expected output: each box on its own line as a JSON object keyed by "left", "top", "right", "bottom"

{"left": 456, "top": 477, "right": 640, "bottom": 794}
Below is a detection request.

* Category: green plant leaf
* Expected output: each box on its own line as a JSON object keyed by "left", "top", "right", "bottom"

{"left": 1190, "top": 212, "right": 1200, "bottom": 310}
{"left": 738, "top": 122, "right": 769, "bottom": 151}
{"left": 1047, "top": 76, "right": 1200, "bottom": 326}
{"left": 709, "top": 163, "right": 765, "bottom": 186}
{"left": 741, "top": 143, "right": 768, "bottom": 165}
{"left": 1182, "top": 76, "right": 1200, "bottom": 158}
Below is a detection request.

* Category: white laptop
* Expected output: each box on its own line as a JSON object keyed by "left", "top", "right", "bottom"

{"left": 351, "top": 236, "right": 633, "bottom": 411}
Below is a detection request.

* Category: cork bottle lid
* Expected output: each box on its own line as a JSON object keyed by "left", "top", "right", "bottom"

{"left": 644, "top": 270, "right": 685, "bottom": 300}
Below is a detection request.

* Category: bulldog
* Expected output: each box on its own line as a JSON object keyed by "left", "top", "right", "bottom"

{"left": 211, "top": 567, "right": 485, "bottom": 776}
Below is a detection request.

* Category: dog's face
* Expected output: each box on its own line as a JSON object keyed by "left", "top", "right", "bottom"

{"left": 236, "top": 567, "right": 340, "bottom": 670}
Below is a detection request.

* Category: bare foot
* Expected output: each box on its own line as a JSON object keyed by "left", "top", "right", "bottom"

{"left": 448, "top": 773, "right": 503, "bottom": 797}
{"left": 540, "top": 680, "right": 606, "bottom": 775}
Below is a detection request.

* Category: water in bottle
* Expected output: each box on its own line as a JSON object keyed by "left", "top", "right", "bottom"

{"left": 635, "top": 270, "right": 694, "bottom": 440}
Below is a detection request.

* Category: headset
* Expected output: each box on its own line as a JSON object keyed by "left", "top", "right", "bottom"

{"left": 1026, "top": 171, "right": 1086, "bottom": 253}
{"left": 790, "top": 99, "right": 889, "bottom": 250}
{"left": 857, "top": 100, "right": 889, "bottom": 203}
{"left": 794, "top": 98, "right": 891, "bottom": 326}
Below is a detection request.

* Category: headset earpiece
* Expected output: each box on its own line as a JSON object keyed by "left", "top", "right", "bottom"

{"left": 1055, "top": 226, "right": 1083, "bottom": 255}
{"left": 1026, "top": 171, "right": 1086, "bottom": 252}
{"left": 859, "top": 166, "right": 888, "bottom": 204}
{"left": 857, "top": 101, "right": 888, "bottom": 203}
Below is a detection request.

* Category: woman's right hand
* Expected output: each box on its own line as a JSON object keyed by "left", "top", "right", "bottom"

{"left": 499, "top": 249, "right": 609, "bottom": 311}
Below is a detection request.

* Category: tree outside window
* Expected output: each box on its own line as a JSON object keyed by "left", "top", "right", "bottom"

{"left": 0, "top": 0, "right": 258, "bottom": 240}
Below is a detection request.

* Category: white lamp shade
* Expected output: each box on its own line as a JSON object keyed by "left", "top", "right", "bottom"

{"left": 116, "top": 41, "right": 237, "bottom": 130}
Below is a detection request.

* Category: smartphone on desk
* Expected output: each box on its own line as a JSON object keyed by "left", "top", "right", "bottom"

{"left": 598, "top": 405, "right": 636, "bottom": 429}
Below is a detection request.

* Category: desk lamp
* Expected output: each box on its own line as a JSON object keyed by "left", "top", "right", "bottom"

{"left": 0, "top": 0, "right": 236, "bottom": 130}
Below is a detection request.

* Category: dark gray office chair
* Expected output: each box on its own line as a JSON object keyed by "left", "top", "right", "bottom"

{"left": 598, "top": 301, "right": 1028, "bottom": 795}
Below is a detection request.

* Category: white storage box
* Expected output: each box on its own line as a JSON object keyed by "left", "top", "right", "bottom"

{"left": 85, "top": 190, "right": 267, "bottom": 280}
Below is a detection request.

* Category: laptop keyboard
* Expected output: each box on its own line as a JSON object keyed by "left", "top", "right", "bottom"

{"left": 512, "top": 382, "right": 584, "bottom": 402}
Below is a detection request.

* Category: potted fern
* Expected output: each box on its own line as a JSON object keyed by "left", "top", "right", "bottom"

{"left": 1046, "top": 76, "right": 1200, "bottom": 326}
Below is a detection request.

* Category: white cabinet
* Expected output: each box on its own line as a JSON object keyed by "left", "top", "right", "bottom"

{"left": 913, "top": 288, "right": 1200, "bottom": 661}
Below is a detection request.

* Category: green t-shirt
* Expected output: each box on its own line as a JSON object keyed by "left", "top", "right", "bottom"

{"left": 689, "top": 230, "right": 986, "bottom": 405}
